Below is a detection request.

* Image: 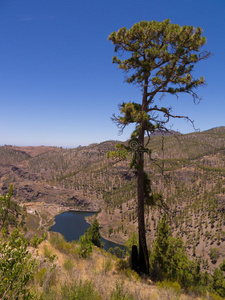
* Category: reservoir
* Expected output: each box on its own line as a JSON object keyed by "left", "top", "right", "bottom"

{"left": 50, "top": 211, "right": 126, "bottom": 252}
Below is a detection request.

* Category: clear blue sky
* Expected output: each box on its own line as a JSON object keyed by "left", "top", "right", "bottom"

{"left": 0, "top": 0, "right": 224, "bottom": 147}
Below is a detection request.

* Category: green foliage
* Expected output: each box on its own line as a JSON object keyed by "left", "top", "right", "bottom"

{"left": 156, "top": 280, "right": 181, "bottom": 295}
{"left": 108, "top": 226, "right": 113, "bottom": 237}
{"left": 61, "top": 280, "right": 102, "bottom": 300}
{"left": 123, "top": 267, "right": 140, "bottom": 282}
{"left": 49, "top": 233, "right": 74, "bottom": 255}
{"left": 213, "top": 268, "right": 225, "bottom": 297}
{"left": 109, "top": 19, "right": 210, "bottom": 275}
{"left": 148, "top": 214, "right": 225, "bottom": 297}
{"left": 125, "top": 232, "right": 138, "bottom": 254}
{"left": 110, "top": 281, "right": 134, "bottom": 300}
{"left": 109, "top": 247, "right": 126, "bottom": 258}
{"left": 63, "top": 258, "right": 74, "bottom": 272}
{"left": 150, "top": 214, "right": 210, "bottom": 291}
{"left": 30, "top": 233, "right": 47, "bottom": 248}
{"left": 43, "top": 245, "right": 52, "bottom": 258}
{"left": 77, "top": 219, "right": 102, "bottom": 258}
{"left": 43, "top": 245, "right": 57, "bottom": 262}
{"left": 115, "top": 259, "right": 129, "bottom": 271}
{"left": 210, "top": 248, "right": 220, "bottom": 264}
{"left": 77, "top": 235, "right": 93, "bottom": 258}
{"left": 108, "top": 19, "right": 210, "bottom": 130}
{"left": 219, "top": 260, "right": 225, "bottom": 272}
{"left": 107, "top": 143, "right": 129, "bottom": 161}
{"left": 164, "top": 237, "right": 189, "bottom": 280}
{"left": 151, "top": 213, "right": 171, "bottom": 279}
{"left": 36, "top": 267, "right": 48, "bottom": 287}
{"left": 102, "top": 258, "right": 113, "bottom": 273}
{"left": 85, "top": 219, "right": 101, "bottom": 247}
{"left": 0, "top": 228, "right": 37, "bottom": 299}
{"left": 0, "top": 185, "right": 21, "bottom": 232}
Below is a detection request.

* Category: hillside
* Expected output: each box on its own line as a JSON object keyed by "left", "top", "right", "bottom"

{"left": 1, "top": 127, "right": 225, "bottom": 273}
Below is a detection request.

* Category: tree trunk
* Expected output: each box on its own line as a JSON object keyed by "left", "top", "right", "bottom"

{"left": 137, "top": 125, "right": 149, "bottom": 274}
{"left": 137, "top": 75, "right": 149, "bottom": 274}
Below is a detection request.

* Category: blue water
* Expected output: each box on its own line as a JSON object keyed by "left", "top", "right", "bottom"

{"left": 50, "top": 211, "right": 126, "bottom": 252}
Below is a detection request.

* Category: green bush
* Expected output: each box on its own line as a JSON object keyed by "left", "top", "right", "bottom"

{"left": 213, "top": 268, "right": 225, "bottom": 298}
{"left": 150, "top": 214, "right": 205, "bottom": 289}
{"left": 156, "top": 280, "right": 181, "bottom": 294}
{"left": 125, "top": 232, "right": 138, "bottom": 255}
{"left": 49, "top": 233, "right": 73, "bottom": 255}
{"left": 77, "top": 235, "right": 93, "bottom": 258}
{"left": 85, "top": 219, "right": 101, "bottom": 247}
{"left": 61, "top": 280, "right": 102, "bottom": 300}
{"left": 109, "top": 246, "right": 126, "bottom": 258}
{"left": 115, "top": 259, "right": 129, "bottom": 271}
{"left": 210, "top": 248, "right": 220, "bottom": 264}
{"left": 0, "top": 228, "right": 37, "bottom": 299}
{"left": 125, "top": 268, "right": 140, "bottom": 282}
{"left": 30, "top": 233, "right": 47, "bottom": 248}
{"left": 0, "top": 185, "right": 20, "bottom": 231}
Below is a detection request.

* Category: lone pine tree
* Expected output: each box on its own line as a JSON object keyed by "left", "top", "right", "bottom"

{"left": 108, "top": 19, "right": 210, "bottom": 274}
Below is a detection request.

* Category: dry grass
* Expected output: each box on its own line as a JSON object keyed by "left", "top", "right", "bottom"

{"left": 28, "top": 236, "right": 211, "bottom": 300}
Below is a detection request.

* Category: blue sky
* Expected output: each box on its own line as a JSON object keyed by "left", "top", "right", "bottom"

{"left": 0, "top": 0, "right": 224, "bottom": 147}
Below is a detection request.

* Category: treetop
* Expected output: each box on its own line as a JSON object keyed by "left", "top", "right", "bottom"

{"left": 108, "top": 19, "right": 210, "bottom": 99}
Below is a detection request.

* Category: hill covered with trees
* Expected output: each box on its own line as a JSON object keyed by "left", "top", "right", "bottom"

{"left": 1, "top": 127, "right": 225, "bottom": 273}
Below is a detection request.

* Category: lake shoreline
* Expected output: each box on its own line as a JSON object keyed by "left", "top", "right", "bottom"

{"left": 25, "top": 201, "right": 126, "bottom": 248}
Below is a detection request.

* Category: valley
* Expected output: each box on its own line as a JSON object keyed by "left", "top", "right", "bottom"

{"left": 1, "top": 127, "right": 225, "bottom": 273}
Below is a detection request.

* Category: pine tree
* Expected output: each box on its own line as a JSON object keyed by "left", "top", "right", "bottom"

{"left": 108, "top": 19, "right": 210, "bottom": 274}
{"left": 85, "top": 219, "right": 101, "bottom": 247}
{"left": 151, "top": 213, "right": 171, "bottom": 279}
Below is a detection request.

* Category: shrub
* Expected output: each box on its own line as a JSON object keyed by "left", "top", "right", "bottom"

{"left": 110, "top": 281, "right": 134, "bottom": 300}
{"left": 109, "top": 246, "right": 126, "bottom": 258}
{"left": 77, "top": 235, "right": 93, "bottom": 258}
{"left": 0, "top": 185, "right": 20, "bottom": 231}
{"left": 156, "top": 280, "right": 181, "bottom": 295}
{"left": 115, "top": 259, "right": 129, "bottom": 271}
{"left": 63, "top": 258, "right": 74, "bottom": 272}
{"left": 49, "top": 233, "right": 73, "bottom": 255}
{"left": 125, "top": 268, "right": 140, "bottom": 282}
{"left": 30, "top": 233, "right": 47, "bottom": 248}
{"left": 125, "top": 232, "right": 138, "bottom": 254}
{"left": 36, "top": 267, "right": 48, "bottom": 287}
{"left": 210, "top": 248, "right": 220, "bottom": 264}
{"left": 219, "top": 259, "right": 225, "bottom": 271}
{"left": 0, "top": 228, "right": 37, "bottom": 299}
{"left": 85, "top": 219, "right": 101, "bottom": 247}
{"left": 61, "top": 280, "right": 101, "bottom": 300}
{"left": 213, "top": 268, "right": 225, "bottom": 298}
{"left": 102, "top": 258, "right": 113, "bottom": 273}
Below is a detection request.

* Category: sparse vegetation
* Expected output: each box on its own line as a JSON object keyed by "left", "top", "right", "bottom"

{"left": 2, "top": 127, "right": 225, "bottom": 298}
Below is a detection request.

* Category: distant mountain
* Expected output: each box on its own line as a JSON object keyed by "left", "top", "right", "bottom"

{"left": 150, "top": 129, "right": 181, "bottom": 136}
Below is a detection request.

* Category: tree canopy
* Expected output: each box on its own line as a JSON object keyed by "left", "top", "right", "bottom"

{"left": 109, "top": 19, "right": 210, "bottom": 134}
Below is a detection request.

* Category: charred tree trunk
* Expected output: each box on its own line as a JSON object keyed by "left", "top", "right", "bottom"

{"left": 137, "top": 126, "right": 149, "bottom": 274}
{"left": 137, "top": 77, "right": 149, "bottom": 274}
